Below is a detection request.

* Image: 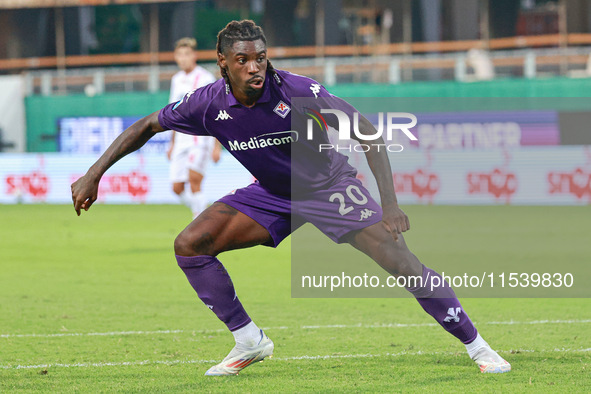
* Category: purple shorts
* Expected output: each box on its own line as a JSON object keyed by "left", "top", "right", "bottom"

{"left": 218, "top": 177, "right": 383, "bottom": 247}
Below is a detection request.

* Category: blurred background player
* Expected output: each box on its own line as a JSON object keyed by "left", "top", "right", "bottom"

{"left": 167, "top": 37, "right": 221, "bottom": 219}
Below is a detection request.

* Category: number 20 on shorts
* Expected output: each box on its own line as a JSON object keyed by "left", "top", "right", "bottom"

{"left": 329, "top": 185, "right": 369, "bottom": 216}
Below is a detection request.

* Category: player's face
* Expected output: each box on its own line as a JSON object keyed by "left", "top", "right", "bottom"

{"left": 174, "top": 47, "right": 198, "bottom": 73}
{"left": 218, "top": 39, "right": 268, "bottom": 104}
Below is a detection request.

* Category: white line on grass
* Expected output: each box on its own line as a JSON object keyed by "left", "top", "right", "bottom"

{"left": 486, "top": 319, "right": 591, "bottom": 325}
{"left": 0, "top": 329, "right": 187, "bottom": 339}
{"left": 2, "top": 319, "right": 590, "bottom": 339}
{"left": 1, "top": 348, "right": 589, "bottom": 370}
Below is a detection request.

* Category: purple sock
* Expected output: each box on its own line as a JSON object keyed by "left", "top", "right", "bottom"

{"left": 176, "top": 255, "right": 251, "bottom": 331}
{"left": 406, "top": 265, "right": 477, "bottom": 344}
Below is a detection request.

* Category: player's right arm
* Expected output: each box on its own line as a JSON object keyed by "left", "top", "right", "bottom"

{"left": 71, "top": 111, "right": 165, "bottom": 216}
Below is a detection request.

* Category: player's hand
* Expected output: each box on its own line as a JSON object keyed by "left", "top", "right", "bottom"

{"left": 71, "top": 174, "right": 99, "bottom": 216}
{"left": 381, "top": 204, "right": 410, "bottom": 241}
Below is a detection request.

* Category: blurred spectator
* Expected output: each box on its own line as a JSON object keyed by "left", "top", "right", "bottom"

{"left": 466, "top": 48, "right": 495, "bottom": 81}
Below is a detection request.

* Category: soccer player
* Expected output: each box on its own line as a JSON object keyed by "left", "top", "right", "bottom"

{"left": 167, "top": 37, "right": 221, "bottom": 218}
{"left": 71, "top": 20, "right": 511, "bottom": 375}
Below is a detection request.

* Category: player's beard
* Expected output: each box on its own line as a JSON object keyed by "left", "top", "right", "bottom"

{"left": 245, "top": 77, "right": 264, "bottom": 97}
{"left": 245, "top": 86, "right": 261, "bottom": 97}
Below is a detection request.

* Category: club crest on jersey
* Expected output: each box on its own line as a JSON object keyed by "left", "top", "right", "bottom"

{"left": 273, "top": 101, "right": 291, "bottom": 118}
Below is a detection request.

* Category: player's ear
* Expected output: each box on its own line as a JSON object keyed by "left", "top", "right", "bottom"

{"left": 217, "top": 52, "right": 226, "bottom": 68}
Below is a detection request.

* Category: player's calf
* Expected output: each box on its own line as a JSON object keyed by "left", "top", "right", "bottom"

{"left": 176, "top": 254, "right": 252, "bottom": 330}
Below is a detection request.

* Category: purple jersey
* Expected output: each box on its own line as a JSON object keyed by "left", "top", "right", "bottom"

{"left": 158, "top": 69, "right": 356, "bottom": 196}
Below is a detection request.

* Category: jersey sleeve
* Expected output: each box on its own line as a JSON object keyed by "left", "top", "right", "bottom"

{"left": 158, "top": 86, "right": 211, "bottom": 136}
{"left": 281, "top": 72, "right": 332, "bottom": 100}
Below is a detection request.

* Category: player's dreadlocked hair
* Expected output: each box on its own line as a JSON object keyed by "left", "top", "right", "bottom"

{"left": 216, "top": 20, "right": 281, "bottom": 89}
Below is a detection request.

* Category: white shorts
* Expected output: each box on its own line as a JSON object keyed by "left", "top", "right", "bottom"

{"left": 169, "top": 146, "right": 211, "bottom": 183}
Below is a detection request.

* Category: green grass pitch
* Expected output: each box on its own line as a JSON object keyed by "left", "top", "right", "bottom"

{"left": 0, "top": 204, "right": 589, "bottom": 392}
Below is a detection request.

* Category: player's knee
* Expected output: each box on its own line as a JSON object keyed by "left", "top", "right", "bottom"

{"left": 174, "top": 233, "right": 191, "bottom": 256}
{"left": 174, "top": 229, "right": 216, "bottom": 256}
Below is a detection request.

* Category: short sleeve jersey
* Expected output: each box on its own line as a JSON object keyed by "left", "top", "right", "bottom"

{"left": 169, "top": 65, "right": 217, "bottom": 104}
{"left": 158, "top": 69, "right": 356, "bottom": 196}
{"left": 169, "top": 65, "right": 217, "bottom": 152}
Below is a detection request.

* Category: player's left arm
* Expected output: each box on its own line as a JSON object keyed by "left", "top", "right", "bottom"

{"left": 211, "top": 140, "right": 222, "bottom": 163}
{"left": 352, "top": 115, "right": 410, "bottom": 241}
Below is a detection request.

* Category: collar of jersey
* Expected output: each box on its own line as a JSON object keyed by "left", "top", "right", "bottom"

{"left": 226, "top": 73, "right": 272, "bottom": 107}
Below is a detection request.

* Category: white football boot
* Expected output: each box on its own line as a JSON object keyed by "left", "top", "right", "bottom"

{"left": 471, "top": 345, "right": 512, "bottom": 373}
{"left": 205, "top": 330, "right": 274, "bottom": 376}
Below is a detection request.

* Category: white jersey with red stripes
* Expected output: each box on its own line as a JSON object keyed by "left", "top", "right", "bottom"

{"left": 169, "top": 65, "right": 217, "bottom": 153}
